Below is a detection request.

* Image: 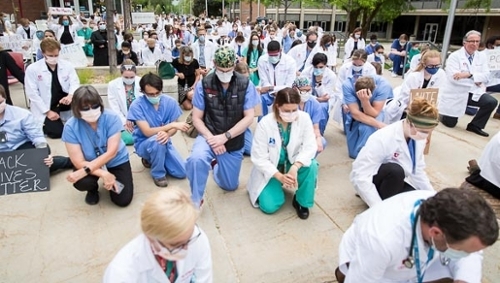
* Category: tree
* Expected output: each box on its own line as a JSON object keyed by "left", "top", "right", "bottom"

{"left": 192, "top": 0, "right": 223, "bottom": 17}
{"left": 123, "top": 0, "right": 132, "bottom": 31}
{"left": 262, "top": 0, "right": 299, "bottom": 22}
{"left": 106, "top": 0, "right": 117, "bottom": 74}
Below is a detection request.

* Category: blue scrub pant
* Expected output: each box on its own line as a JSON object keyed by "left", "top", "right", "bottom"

{"left": 389, "top": 54, "right": 404, "bottom": 75}
{"left": 136, "top": 135, "right": 187, "bottom": 180}
{"left": 244, "top": 128, "right": 253, "bottom": 156}
{"left": 344, "top": 112, "right": 383, "bottom": 159}
{"left": 318, "top": 101, "right": 329, "bottom": 135}
{"left": 259, "top": 92, "right": 275, "bottom": 121}
{"left": 187, "top": 135, "right": 245, "bottom": 206}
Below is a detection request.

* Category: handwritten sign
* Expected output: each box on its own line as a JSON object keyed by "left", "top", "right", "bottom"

{"left": 59, "top": 43, "right": 88, "bottom": 67}
{"left": 0, "top": 35, "right": 33, "bottom": 59}
{"left": 48, "top": 7, "right": 73, "bottom": 16}
{"left": 487, "top": 49, "right": 500, "bottom": 71}
{"left": 0, "top": 148, "right": 50, "bottom": 196}
{"left": 131, "top": 12, "right": 155, "bottom": 24}
{"left": 410, "top": 88, "right": 438, "bottom": 106}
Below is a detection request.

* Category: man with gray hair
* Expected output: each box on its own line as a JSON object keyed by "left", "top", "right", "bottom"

{"left": 438, "top": 30, "right": 498, "bottom": 137}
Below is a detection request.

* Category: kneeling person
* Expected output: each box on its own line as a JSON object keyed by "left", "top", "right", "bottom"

{"left": 127, "top": 73, "right": 189, "bottom": 187}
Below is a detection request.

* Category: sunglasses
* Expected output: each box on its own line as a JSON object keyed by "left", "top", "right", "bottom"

{"left": 121, "top": 64, "right": 136, "bottom": 71}
{"left": 81, "top": 104, "right": 100, "bottom": 111}
{"left": 425, "top": 64, "right": 441, "bottom": 69}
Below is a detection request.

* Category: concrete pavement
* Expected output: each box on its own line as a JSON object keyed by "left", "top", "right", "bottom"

{"left": 1, "top": 69, "right": 499, "bottom": 283}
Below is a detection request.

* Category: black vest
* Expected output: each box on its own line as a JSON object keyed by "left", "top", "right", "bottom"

{"left": 202, "top": 72, "right": 248, "bottom": 152}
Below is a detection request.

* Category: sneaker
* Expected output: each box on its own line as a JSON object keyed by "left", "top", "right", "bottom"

{"left": 85, "top": 190, "right": 100, "bottom": 205}
{"left": 141, "top": 158, "right": 151, "bottom": 169}
{"left": 391, "top": 72, "right": 398, "bottom": 78}
{"left": 467, "top": 159, "right": 479, "bottom": 174}
{"left": 153, "top": 176, "right": 168, "bottom": 187}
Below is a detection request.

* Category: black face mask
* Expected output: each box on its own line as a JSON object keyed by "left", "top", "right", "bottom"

{"left": 307, "top": 41, "right": 316, "bottom": 48}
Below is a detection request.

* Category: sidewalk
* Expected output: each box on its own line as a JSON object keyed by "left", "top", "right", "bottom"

{"left": 1, "top": 72, "right": 499, "bottom": 282}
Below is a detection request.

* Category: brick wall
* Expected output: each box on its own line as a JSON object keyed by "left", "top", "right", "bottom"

{"left": 239, "top": 1, "right": 266, "bottom": 23}
{"left": 3, "top": 0, "right": 47, "bottom": 22}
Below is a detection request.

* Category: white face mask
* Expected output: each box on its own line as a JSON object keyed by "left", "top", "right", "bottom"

{"left": 269, "top": 55, "right": 280, "bottom": 65}
{"left": 80, "top": 108, "right": 101, "bottom": 123}
{"left": 251, "top": 40, "right": 259, "bottom": 46}
{"left": 299, "top": 91, "right": 311, "bottom": 102}
{"left": 431, "top": 237, "right": 470, "bottom": 261}
{"left": 409, "top": 131, "right": 429, "bottom": 141}
{"left": 151, "top": 239, "right": 188, "bottom": 261}
{"left": 279, "top": 110, "right": 299, "bottom": 123}
{"left": 45, "top": 56, "right": 59, "bottom": 65}
{"left": 184, "top": 56, "right": 192, "bottom": 62}
{"left": 0, "top": 101, "right": 6, "bottom": 113}
{"left": 122, "top": 77, "right": 135, "bottom": 85}
{"left": 352, "top": 65, "right": 363, "bottom": 72}
{"left": 354, "top": 34, "right": 360, "bottom": 39}
{"left": 216, "top": 69, "right": 233, "bottom": 83}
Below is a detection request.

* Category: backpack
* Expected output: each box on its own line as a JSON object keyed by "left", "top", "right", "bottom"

{"left": 156, "top": 60, "right": 175, "bottom": 79}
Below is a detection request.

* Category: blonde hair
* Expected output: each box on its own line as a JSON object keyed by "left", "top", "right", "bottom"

{"left": 141, "top": 187, "right": 198, "bottom": 243}
{"left": 179, "top": 46, "right": 193, "bottom": 64}
{"left": 407, "top": 97, "right": 439, "bottom": 123}
{"left": 235, "top": 62, "right": 250, "bottom": 74}
{"left": 415, "top": 50, "right": 441, "bottom": 72}
{"left": 40, "top": 38, "right": 61, "bottom": 53}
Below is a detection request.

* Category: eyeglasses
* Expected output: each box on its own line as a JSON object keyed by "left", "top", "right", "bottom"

{"left": 425, "top": 64, "right": 441, "bottom": 69}
{"left": 121, "top": 64, "right": 136, "bottom": 71}
{"left": 466, "top": 40, "right": 480, "bottom": 43}
{"left": 81, "top": 104, "right": 100, "bottom": 111}
{"left": 156, "top": 226, "right": 202, "bottom": 254}
{"left": 143, "top": 91, "right": 162, "bottom": 97}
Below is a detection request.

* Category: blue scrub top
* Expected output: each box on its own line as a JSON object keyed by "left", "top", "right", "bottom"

{"left": 62, "top": 110, "right": 129, "bottom": 168}
{"left": 343, "top": 75, "right": 391, "bottom": 106}
{"left": 300, "top": 99, "right": 323, "bottom": 125}
{"left": 127, "top": 95, "right": 182, "bottom": 146}
{"left": 192, "top": 78, "right": 261, "bottom": 112}
{"left": 0, "top": 105, "right": 46, "bottom": 152}
{"left": 391, "top": 39, "right": 408, "bottom": 52}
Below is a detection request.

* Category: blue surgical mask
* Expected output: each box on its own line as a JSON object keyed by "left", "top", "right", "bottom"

{"left": 425, "top": 67, "right": 439, "bottom": 75}
{"left": 62, "top": 20, "right": 69, "bottom": 26}
{"left": 269, "top": 55, "right": 280, "bottom": 64}
{"left": 147, "top": 95, "right": 161, "bottom": 105}
{"left": 313, "top": 67, "right": 324, "bottom": 76}
{"left": 198, "top": 35, "right": 205, "bottom": 42}
{"left": 296, "top": 30, "right": 303, "bottom": 37}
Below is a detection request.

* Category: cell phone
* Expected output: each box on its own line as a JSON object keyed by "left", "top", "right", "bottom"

{"left": 114, "top": 181, "right": 125, "bottom": 194}
{"left": 0, "top": 131, "right": 7, "bottom": 143}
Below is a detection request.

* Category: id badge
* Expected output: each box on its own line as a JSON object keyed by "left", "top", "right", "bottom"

{"left": 0, "top": 131, "right": 7, "bottom": 143}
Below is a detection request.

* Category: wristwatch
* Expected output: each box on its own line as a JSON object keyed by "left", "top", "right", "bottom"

{"left": 83, "top": 166, "right": 91, "bottom": 175}
{"left": 224, "top": 132, "right": 232, "bottom": 140}
{"left": 469, "top": 74, "right": 473, "bottom": 78}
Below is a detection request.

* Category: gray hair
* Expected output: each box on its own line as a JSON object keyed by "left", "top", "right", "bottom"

{"left": 463, "top": 30, "right": 481, "bottom": 42}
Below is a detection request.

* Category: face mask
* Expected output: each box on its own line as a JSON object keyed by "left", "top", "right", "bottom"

{"left": 216, "top": 70, "right": 233, "bottom": 83}
{"left": 325, "top": 43, "right": 331, "bottom": 48}
{"left": 313, "top": 67, "right": 324, "bottom": 76}
{"left": 0, "top": 101, "right": 6, "bottom": 114}
{"left": 425, "top": 67, "right": 439, "bottom": 75}
{"left": 62, "top": 20, "right": 69, "bottom": 26}
{"left": 352, "top": 65, "right": 363, "bottom": 72}
{"left": 307, "top": 41, "right": 316, "bottom": 48}
{"left": 269, "top": 55, "right": 280, "bottom": 65}
{"left": 400, "top": 41, "right": 406, "bottom": 46}
{"left": 252, "top": 40, "right": 259, "bottom": 46}
{"left": 299, "top": 91, "right": 311, "bottom": 102}
{"left": 431, "top": 237, "right": 470, "bottom": 260}
{"left": 45, "top": 56, "right": 59, "bottom": 65}
{"left": 80, "top": 108, "right": 101, "bottom": 123}
{"left": 184, "top": 56, "right": 192, "bottom": 62}
{"left": 198, "top": 35, "right": 205, "bottom": 42}
{"left": 122, "top": 77, "right": 135, "bottom": 85}
{"left": 36, "top": 31, "right": 44, "bottom": 40}
{"left": 371, "top": 40, "right": 377, "bottom": 45}
{"left": 151, "top": 240, "right": 188, "bottom": 261}
{"left": 147, "top": 95, "right": 161, "bottom": 105}
{"left": 409, "top": 131, "right": 429, "bottom": 141}
{"left": 354, "top": 34, "right": 360, "bottom": 39}
{"left": 99, "top": 24, "right": 106, "bottom": 31}
{"left": 279, "top": 110, "right": 299, "bottom": 123}
{"left": 495, "top": 46, "right": 500, "bottom": 49}
{"left": 296, "top": 31, "right": 303, "bottom": 37}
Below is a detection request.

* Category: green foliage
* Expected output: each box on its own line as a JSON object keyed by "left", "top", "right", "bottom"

{"left": 154, "top": 4, "right": 163, "bottom": 14}
{"left": 77, "top": 69, "right": 94, "bottom": 85}
{"left": 192, "top": 0, "right": 223, "bottom": 17}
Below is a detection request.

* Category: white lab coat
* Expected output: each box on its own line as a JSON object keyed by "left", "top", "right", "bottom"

{"left": 409, "top": 53, "right": 422, "bottom": 72}
{"left": 303, "top": 45, "right": 338, "bottom": 70}
{"left": 262, "top": 36, "right": 282, "bottom": 51}
{"left": 367, "top": 53, "right": 385, "bottom": 66}
{"left": 287, "top": 43, "right": 316, "bottom": 72}
{"left": 350, "top": 120, "right": 435, "bottom": 207}
{"left": 107, "top": 76, "right": 143, "bottom": 125}
{"left": 25, "top": 58, "right": 80, "bottom": 124}
{"left": 49, "top": 20, "right": 82, "bottom": 43}
{"left": 141, "top": 46, "right": 164, "bottom": 66}
{"left": 192, "top": 41, "right": 217, "bottom": 69}
{"left": 301, "top": 66, "right": 338, "bottom": 113}
{"left": 344, "top": 37, "right": 366, "bottom": 61}
{"left": 339, "top": 190, "right": 483, "bottom": 283}
{"left": 247, "top": 111, "right": 317, "bottom": 206}
{"left": 257, "top": 52, "right": 296, "bottom": 90}
{"left": 438, "top": 47, "right": 490, "bottom": 117}
{"left": 15, "top": 24, "right": 37, "bottom": 39}
{"left": 478, "top": 131, "right": 500, "bottom": 188}
{"left": 103, "top": 230, "right": 213, "bottom": 283}
{"left": 384, "top": 69, "right": 446, "bottom": 124}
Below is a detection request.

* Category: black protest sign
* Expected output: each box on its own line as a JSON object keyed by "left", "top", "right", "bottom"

{"left": 0, "top": 148, "right": 50, "bottom": 195}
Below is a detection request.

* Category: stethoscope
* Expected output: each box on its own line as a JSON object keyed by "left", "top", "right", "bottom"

{"left": 403, "top": 206, "right": 450, "bottom": 270}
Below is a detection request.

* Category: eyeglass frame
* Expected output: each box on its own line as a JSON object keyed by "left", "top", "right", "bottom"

{"left": 155, "top": 225, "right": 202, "bottom": 254}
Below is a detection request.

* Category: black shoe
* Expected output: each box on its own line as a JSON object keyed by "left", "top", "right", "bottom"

{"left": 466, "top": 124, "right": 489, "bottom": 137}
{"left": 292, "top": 194, "right": 309, "bottom": 220}
{"left": 85, "top": 190, "right": 100, "bottom": 205}
{"left": 153, "top": 176, "right": 169, "bottom": 187}
{"left": 141, "top": 158, "right": 152, "bottom": 168}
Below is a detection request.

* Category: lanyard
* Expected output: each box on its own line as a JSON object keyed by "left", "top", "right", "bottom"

{"left": 410, "top": 200, "right": 434, "bottom": 283}
{"left": 277, "top": 122, "right": 290, "bottom": 173}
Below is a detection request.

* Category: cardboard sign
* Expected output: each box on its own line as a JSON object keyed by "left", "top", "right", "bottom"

{"left": 410, "top": 88, "right": 438, "bottom": 106}
{"left": 131, "top": 12, "right": 156, "bottom": 24}
{"left": 35, "top": 20, "right": 48, "bottom": 31}
{"left": 48, "top": 7, "right": 73, "bottom": 16}
{"left": 0, "top": 35, "right": 33, "bottom": 59}
{"left": 59, "top": 43, "right": 88, "bottom": 67}
{"left": 487, "top": 49, "right": 500, "bottom": 71}
{"left": 0, "top": 148, "right": 50, "bottom": 196}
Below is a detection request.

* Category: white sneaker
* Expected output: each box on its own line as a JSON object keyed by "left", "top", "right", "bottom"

{"left": 391, "top": 72, "right": 398, "bottom": 78}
